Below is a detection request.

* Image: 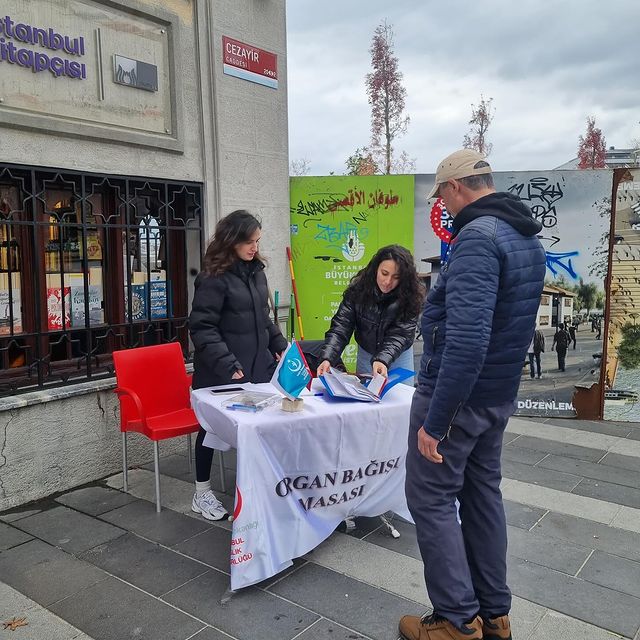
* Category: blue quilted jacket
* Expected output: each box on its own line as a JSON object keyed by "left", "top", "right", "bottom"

{"left": 418, "top": 192, "right": 546, "bottom": 440}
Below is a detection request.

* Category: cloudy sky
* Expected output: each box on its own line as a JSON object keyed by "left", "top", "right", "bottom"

{"left": 286, "top": 0, "right": 640, "bottom": 176}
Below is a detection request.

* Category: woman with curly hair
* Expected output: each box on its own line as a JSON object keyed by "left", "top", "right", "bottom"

{"left": 317, "top": 244, "right": 424, "bottom": 382}
{"left": 189, "top": 210, "right": 287, "bottom": 519}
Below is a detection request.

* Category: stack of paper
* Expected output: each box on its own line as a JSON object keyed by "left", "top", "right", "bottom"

{"left": 320, "top": 366, "right": 415, "bottom": 402}
{"left": 319, "top": 367, "right": 381, "bottom": 402}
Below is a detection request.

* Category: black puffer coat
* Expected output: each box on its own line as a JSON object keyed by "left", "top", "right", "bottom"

{"left": 319, "top": 288, "right": 417, "bottom": 368}
{"left": 189, "top": 260, "right": 287, "bottom": 389}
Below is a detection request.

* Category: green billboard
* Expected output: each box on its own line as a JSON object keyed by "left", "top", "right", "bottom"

{"left": 290, "top": 175, "right": 414, "bottom": 369}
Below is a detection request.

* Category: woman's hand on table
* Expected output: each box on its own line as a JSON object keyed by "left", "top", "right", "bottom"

{"left": 317, "top": 360, "right": 331, "bottom": 376}
{"left": 372, "top": 361, "right": 388, "bottom": 377}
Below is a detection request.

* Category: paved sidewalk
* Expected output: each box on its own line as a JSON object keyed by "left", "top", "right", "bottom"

{"left": 1, "top": 415, "right": 640, "bottom": 639}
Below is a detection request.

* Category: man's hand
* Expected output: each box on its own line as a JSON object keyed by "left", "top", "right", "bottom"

{"left": 275, "top": 351, "right": 285, "bottom": 362}
{"left": 417, "top": 427, "right": 443, "bottom": 463}
{"left": 231, "top": 370, "right": 244, "bottom": 380}
{"left": 372, "top": 361, "right": 388, "bottom": 377}
{"left": 317, "top": 360, "right": 331, "bottom": 376}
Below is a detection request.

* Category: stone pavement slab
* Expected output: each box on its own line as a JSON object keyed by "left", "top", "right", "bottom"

{"left": 98, "top": 498, "right": 211, "bottom": 546}
{"left": 533, "top": 511, "right": 640, "bottom": 563}
{"left": 540, "top": 454, "right": 640, "bottom": 489}
{"left": 506, "top": 524, "right": 591, "bottom": 575}
{"left": 501, "top": 459, "right": 582, "bottom": 491}
{"left": 529, "top": 609, "right": 626, "bottom": 640}
{"left": 0, "top": 582, "right": 93, "bottom": 640}
{"left": 49, "top": 575, "right": 204, "bottom": 640}
{"left": 268, "top": 562, "right": 423, "bottom": 640}
{"left": 55, "top": 485, "right": 139, "bottom": 516}
{"left": 508, "top": 555, "right": 640, "bottom": 638}
{"left": 0, "top": 519, "right": 32, "bottom": 550}
{"left": 600, "top": 451, "right": 640, "bottom": 472}
{"left": 190, "top": 627, "right": 237, "bottom": 640}
{"left": 162, "top": 568, "right": 318, "bottom": 640}
{"left": 172, "top": 526, "right": 233, "bottom": 573}
{"left": 501, "top": 444, "right": 548, "bottom": 465}
{"left": 503, "top": 500, "right": 547, "bottom": 530}
{"left": 505, "top": 434, "right": 606, "bottom": 461}
{"left": 573, "top": 477, "right": 640, "bottom": 509}
{"left": 80, "top": 532, "right": 210, "bottom": 597}
{"left": 0, "top": 539, "right": 107, "bottom": 607}
{"left": 294, "top": 618, "right": 368, "bottom": 639}
{"left": 10, "top": 505, "right": 126, "bottom": 554}
{"left": 578, "top": 550, "right": 640, "bottom": 600}
{"left": 307, "top": 530, "right": 430, "bottom": 607}
{"left": 502, "top": 479, "right": 623, "bottom": 525}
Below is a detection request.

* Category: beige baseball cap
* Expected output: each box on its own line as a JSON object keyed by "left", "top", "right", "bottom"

{"left": 427, "top": 149, "right": 492, "bottom": 199}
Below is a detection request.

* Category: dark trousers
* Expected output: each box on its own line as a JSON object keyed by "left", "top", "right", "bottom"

{"left": 405, "top": 390, "right": 513, "bottom": 628}
{"left": 556, "top": 347, "right": 567, "bottom": 371}
{"left": 195, "top": 427, "right": 213, "bottom": 482}
{"left": 528, "top": 352, "right": 541, "bottom": 378}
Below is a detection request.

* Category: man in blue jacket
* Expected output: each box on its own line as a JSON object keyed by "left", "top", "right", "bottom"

{"left": 399, "top": 150, "right": 546, "bottom": 640}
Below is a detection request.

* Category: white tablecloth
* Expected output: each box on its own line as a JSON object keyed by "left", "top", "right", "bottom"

{"left": 191, "top": 380, "right": 414, "bottom": 590}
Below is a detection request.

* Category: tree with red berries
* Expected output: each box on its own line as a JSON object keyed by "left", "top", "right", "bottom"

{"left": 462, "top": 95, "right": 494, "bottom": 156}
{"left": 577, "top": 117, "right": 606, "bottom": 169}
{"left": 365, "top": 21, "right": 410, "bottom": 174}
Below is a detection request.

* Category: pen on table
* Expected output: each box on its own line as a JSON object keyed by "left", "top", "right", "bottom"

{"left": 313, "top": 392, "right": 324, "bottom": 397}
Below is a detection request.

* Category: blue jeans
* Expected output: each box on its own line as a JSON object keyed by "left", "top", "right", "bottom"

{"left": 406, "top": 390, "right": 514, "bottom": 627}
{"left": 356, "top": 346, "right": 414, "bottom": 385}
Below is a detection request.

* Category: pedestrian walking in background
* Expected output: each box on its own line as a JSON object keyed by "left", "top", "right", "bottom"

{"left": 528, "top": 327, "right": 545, "bottom": 379}
{"left": 568, "top": 322, "right": 577, "bottom": 350}
{"left": 552, "top": 323, "right": 571, "bottom": 372}
{"left": 400, "top": 149, "right": 546, "bottom": 640}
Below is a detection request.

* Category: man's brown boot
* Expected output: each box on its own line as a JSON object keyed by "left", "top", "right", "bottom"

{"left": 399, "top": 612, "right": 483, "bottom": 640}
{"left": 482, "top": 614, "right": 511, "bottom": 640}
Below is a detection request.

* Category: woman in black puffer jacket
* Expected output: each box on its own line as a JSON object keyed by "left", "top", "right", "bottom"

{"left": 317, "top": 245, "right": 424, "bottom": 381}
{"left": 189, "top": 210, "right": 287, "bottom": 520}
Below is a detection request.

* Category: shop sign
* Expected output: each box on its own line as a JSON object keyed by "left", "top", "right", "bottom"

{"left": 222, "top": 35, "right": 277, "bottom": 89}
{"left": 0, "top": 14, "right": 86, "bottom": 79}
{"left": 113, "top": 54, "right": 158, "bottom": 92}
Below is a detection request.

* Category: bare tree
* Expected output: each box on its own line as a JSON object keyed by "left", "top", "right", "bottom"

{"left": 290, "top": 158, "right": 311, "bottom": 176}
{"left": 462, "top": 95, "right": 494, "bottom": 156}
{"left": 391, "top": 150, "right": 416, "bottom": 174}
{"left": 577, "top": 117, "right": 606, "bottom": 169}
{"left": 345, "top": 147, "right": 379, "bottom": 176}
{"left": 365, "top": 20, "right": 410, "bottom": 174}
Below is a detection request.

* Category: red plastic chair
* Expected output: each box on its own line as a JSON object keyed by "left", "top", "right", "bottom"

{"left": 113, "top": 342, "right": 200, "bottom": 512}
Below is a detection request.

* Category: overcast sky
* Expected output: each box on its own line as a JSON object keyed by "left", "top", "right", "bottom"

{"left": 286, "top": 0, "right": 640, "bottom": 176}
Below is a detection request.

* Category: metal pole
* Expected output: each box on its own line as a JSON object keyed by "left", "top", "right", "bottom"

{"left": 153, "top": 441, "right": 161, "bottom": 513}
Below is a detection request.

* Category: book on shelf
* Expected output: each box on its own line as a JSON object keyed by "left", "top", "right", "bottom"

{"left": 319, "top": 366, "right": 414, "bottom": 402}
{"left": 149, "top": 280, "right": 167, "bottom": 319}
{"left": 126, "top": 283, "right": 147, "bottom": 321}
{"left": 47, "top": 286, "right": 71, "bottom": 330}
{"left": 0, "top": 272, "right": 22, "bottom": 335}
{"left": 71, "top": 284, "right": 104, "bottom": 327}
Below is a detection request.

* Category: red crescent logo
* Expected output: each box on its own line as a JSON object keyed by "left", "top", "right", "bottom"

{"left": 430, "top": 198, "right": 453, "bottom": 243}
{"left": 233, "top": 486, "right": 243, "bottom": 520}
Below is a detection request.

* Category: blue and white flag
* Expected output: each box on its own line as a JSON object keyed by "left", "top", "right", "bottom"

{"left": 270, "top": 341, "right": 312, "bottom": 400}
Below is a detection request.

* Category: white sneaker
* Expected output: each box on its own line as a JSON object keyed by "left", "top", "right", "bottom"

{"left": 191, "top": 490, "right": 228, "bottom": 521}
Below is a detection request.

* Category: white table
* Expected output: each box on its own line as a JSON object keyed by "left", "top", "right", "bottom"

{"left": 191, "top": 380, "right": 414, "bottom": 590}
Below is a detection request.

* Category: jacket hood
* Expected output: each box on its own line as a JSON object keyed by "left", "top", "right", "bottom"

{"left": 452, "top": 192, "right": 542, "bottom": 237}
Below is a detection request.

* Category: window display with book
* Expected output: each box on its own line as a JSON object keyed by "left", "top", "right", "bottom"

{"left": 0, "top": 164, "right": 202, "bottom": 395}
{"left": 43, "top": 197, "right": 105, "bottom": 331}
